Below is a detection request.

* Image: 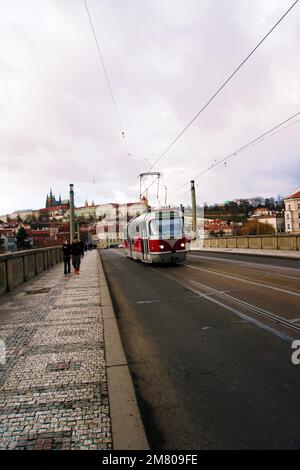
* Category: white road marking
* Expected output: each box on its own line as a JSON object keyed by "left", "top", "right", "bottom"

{"left": 185, "top": 264, "right": 300, "bottom": 298}
{"left": 184, "top": 281, "right": 293, "bottom": 342}
{"left": 189, "top": 279, "right": 289, "bottom": 322}
{"left": 188, "top": 253, "right": 300, "bottom": 279}
{"left": 149, "top": 263, "right": 298, "bottom": 341}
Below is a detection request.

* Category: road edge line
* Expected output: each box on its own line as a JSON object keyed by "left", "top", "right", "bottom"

{"left": 97, "top": 250, "right": 150, "bottom": 450}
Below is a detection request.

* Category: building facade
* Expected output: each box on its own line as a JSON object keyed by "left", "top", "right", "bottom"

{"left": 284, "top": 188, "right": 300, "bottom": 234}
{"left": 249, "top": 208, "right": 285, "bottom": 233}
{"left": 96, "top": 201, "right": 148, "bottom": 246}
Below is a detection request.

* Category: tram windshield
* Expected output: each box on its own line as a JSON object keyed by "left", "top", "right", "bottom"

{"left": 149, "top": 217, "right": 183, "bottom": 238}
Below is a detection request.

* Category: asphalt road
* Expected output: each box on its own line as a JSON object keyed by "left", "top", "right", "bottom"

{"left": 101, "top": 249, "right": 300, "bottom": 450}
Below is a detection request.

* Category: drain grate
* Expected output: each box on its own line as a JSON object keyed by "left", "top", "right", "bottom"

{"left": 25, "top": 287, "right": 51, "bottom": 295}
{"left": 58, "top": 329, "right": 85, "bottom": 337}
{"left": 46, "top": 361, "right": 81, "bottom": 372}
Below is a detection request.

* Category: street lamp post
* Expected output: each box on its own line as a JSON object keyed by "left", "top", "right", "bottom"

{"left": 69, "top": 184, "right": 75, "bottom": 243}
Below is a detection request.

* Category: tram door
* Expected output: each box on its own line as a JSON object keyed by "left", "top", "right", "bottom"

{"left": 128, "top": 226, "right": 133, "bottom": 258}
{"left": 141, "top": 223, "right": 149, "bottom": 261}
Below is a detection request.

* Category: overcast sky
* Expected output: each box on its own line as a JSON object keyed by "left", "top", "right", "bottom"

{"left": 0, "top": 0, "right": 299, "bottom": 214}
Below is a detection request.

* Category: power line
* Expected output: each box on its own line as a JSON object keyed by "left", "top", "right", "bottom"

{"left": 172, "top": 110, "right": 300, "bottom": 194}
{"left": 148, "top": 0, "right": 299, "bottom": 171}
{"left": 242, "top": 117, "right": 300, "bottom": 152}
{"left": 83, "top": 0, "right": 125, "bottom": 137}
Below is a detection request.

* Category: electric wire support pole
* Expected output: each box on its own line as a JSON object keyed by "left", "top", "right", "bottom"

{"left": 191, "top": 180, "right": 197, "bottom": 237}
{"left": 69, "top": 183, "right": 75, "bottom": 243}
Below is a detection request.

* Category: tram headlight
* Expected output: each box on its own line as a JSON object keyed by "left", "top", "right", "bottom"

{"left": 180, "top": 242, "right": 185, "bottom": 247}
{"left": 159, "top": 244, "right": 164, "bottom": 250}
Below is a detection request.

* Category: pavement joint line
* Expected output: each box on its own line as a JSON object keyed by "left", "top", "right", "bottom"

{"left": 98, "top": 251, "right": 149, "bottom": 450}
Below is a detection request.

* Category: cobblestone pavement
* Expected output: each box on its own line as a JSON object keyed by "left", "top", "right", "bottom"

{"left": 0, "top": 251, "right": 112, "bottom": 450}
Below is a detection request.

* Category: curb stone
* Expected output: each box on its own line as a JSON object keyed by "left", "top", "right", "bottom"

{"left": 97, "top": 251, "right": 150, "bottom": 450}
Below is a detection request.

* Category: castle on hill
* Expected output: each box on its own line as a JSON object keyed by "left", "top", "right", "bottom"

{"left": 45, "top": 189, "right": 69, "bottom": 208}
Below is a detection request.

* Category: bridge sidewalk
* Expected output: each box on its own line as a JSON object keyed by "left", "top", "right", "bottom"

{"left": 0, "top": 250, "right": 148, "bottom": 450}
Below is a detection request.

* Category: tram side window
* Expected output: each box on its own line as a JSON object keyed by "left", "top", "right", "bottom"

{"left": 129, "top": 225, "right": 134, "bottom": 239}
{"left": 129, "top": 224, "right": 139, "bottom": 239}
{"left": 139, "top": 222, "right": 146, "bottom": 236}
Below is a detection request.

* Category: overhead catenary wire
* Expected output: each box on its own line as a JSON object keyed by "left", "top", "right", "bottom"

{"left": 83, "top": 0, "right": 125, "bottom": 137}
{"left": 148, "top": 0, "right": 299, "bottom": 172}
{"left": 172, "top": 110, "right": 300, "bottom": 195}
{"left": 241, "top": 117, "right": 300, "bottom": 152}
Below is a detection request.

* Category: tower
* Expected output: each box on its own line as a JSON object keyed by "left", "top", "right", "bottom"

{"left": 49, "top": 188, "right": 54, "bottom": 207}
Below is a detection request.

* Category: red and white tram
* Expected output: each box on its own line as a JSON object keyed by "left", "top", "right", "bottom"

{"left": 124, "top": 208, "right": 187, "bottom": 264}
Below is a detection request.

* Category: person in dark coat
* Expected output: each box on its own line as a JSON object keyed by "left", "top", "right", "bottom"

{"left": 62, "top": 239, "right": 71, "bottom": 275}
{"left": 71, "top": 238, "right": 82, "bottom": 275}
{"left": 79, "top": 239, "right": 84, "bottom": 258}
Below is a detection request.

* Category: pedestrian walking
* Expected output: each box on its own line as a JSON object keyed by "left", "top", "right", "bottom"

{"left": 71, "top": 238, "right": 82, "bottom": 275}
{"left": 79, "top": 239, "right": 84, "bottom": 258}
{"left": 62, "top": 239, "right": 71, "bottom": 275}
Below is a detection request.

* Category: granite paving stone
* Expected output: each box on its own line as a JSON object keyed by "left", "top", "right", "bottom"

{"left": 0, "top": 251, "right": 112, "bottom": 450}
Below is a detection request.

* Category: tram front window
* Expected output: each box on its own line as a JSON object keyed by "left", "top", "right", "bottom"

{"left": 149, "top": 218, "right": 183, "bottom": 238}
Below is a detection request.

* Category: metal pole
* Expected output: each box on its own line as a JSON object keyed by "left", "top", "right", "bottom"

{"left": 69, "top": 184, "right": 75, "bottom": 243}
{"left": 191, "top": 180, "right": 197, "bottom": 235}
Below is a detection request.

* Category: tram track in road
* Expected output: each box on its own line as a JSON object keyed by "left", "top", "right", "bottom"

{"left": 187, "top": 278, "right": 300, "bottom": 336}
{"left": 110, "top": 249, "right": 300, "bottom": 337}
{"left": 188, "top": 253, "right": 300, "bottom": 280}
{"left": 184, "top": 263, "right": 300, "bottom": 298}
{"left": 101, "top": 249, "right": 300, "bottom": 449}
{"left": 150, "top": 261, "right": 300, "bottom": 341}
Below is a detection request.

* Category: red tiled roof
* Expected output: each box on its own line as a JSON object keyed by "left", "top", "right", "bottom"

{"left": 76, "top": 205, "right": 98, "bottom": 209}
{"left": 31, "top": 230, "right": 50, "bottom": 236}
{"left": 286, "top": 188, "right": 300, "bottom": 199}
{"left": 39, "top": 204, "right": 69, "bottom": 212}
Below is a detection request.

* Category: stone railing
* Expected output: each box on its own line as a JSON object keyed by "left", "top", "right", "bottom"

{"left": 191, "top": 235, "right": 300, "bottom": 251}
{"left": 0, "top": 246, "right": 62, "bottom": 295}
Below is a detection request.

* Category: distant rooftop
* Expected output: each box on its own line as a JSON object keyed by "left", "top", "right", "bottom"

{"left": 285, "top": 187, "right": 300, "bottom": 199}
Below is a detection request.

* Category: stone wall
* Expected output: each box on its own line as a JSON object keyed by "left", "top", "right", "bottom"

{"left": 192, "top": 235, "right": 300, "bottom": 252}
{"left": 0, "top": 247, "right": 62, "bottom": 295}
